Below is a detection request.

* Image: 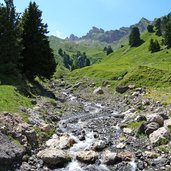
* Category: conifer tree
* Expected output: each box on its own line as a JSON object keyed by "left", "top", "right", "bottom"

{"left": 164, "top": 21, "right": 171, "bottom": 48}
{"left": 21, "top": 2, "right": 56, "bottom": 79}
{"left": 0, "top": 0, "right": 21, "bottom": 70}
{"left": 129, "top": 27, "right": 142, "bottom": 47}
{"left": 149, "top": 39, "right": 160, "bottom": 53}
{"left": 147, "top": 25, "right": 154, "bottom": 33}
{"left": 155, "top": 18, "right": 162, "bottom": 36}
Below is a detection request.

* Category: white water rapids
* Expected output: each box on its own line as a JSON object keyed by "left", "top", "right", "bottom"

{"left": 54, "top": 92, "right": 137, "bottom": 171}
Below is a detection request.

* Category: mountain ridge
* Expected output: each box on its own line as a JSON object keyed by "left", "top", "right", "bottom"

{"left": 66, "top": 17, "right": 152, "bottom": 43}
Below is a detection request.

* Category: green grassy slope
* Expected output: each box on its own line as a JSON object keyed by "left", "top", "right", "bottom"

{"left": 0, "top": 69, "right": 32, "bottom": 114}
{"left": 49, "top": 36, "right": 107, "bottom": 64}
{"left": 0, "top": 85, "right": 32, "bottom": 113}
{"left": 69, "top": 32, "right": 171, "bottom": 90}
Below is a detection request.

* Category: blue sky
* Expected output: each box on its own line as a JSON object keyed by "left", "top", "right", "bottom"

{"left": 1, "top": 0, "right": 171, "bottom": 38}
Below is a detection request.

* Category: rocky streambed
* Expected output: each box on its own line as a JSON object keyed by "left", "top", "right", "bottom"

{"left": 21, "top": 92, "right": 137, "bottom": 171}
{"left": 1, "top": 81, "right": 171, "bottom": 171}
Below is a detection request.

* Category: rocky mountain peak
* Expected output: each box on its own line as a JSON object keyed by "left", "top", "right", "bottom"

{"left": 66, "top": 17, "right": 151, "bottom": 43}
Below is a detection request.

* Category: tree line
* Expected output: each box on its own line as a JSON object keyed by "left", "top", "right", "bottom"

{"left": 58, "top": 49, "right": 90, "bottom": 71}
{"left": 0, "top": 0, "right": 56, "bottom": 80}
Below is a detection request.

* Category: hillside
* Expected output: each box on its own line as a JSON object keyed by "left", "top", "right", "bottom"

{"left": 49, "top": 17, "right": 151, "bottom": 74}
{"left": 69, "top": 32, "right": 171, "bottom": 99}
{"left": 2, "top": 1, "right": 171, "bottom": 170}
{"left": 49, "top": 35, "right": 107, "bottom": 65}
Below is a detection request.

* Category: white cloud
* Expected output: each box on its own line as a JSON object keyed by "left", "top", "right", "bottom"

{"left": 53, "top": 30, "right": 66, "bottom": 39}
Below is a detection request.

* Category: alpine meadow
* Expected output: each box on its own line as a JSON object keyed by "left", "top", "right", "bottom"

{"left": 1, "top": 0, "right": 171, "bottom": 171}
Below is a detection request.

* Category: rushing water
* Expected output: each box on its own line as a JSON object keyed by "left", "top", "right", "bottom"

{"left": 54, "top": 92, "right": 137, "bottom": 171}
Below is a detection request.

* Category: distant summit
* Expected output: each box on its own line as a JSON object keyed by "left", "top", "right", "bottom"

{"left": 66, "top": 34, "right": 79, "bottom": 41}
{"left": 66, "top": 18, "right": 152, "bottom": 43}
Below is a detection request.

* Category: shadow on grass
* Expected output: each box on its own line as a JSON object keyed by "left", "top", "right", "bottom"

{"left": 0, "top": 71, "right": 58, "bottom": 102}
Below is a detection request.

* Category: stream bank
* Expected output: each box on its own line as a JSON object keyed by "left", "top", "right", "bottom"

{"left": 1, "top": 79, "right": 171, "bottom": 171}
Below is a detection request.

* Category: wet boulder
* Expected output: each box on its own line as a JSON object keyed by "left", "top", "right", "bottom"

{"left": 46, "top": 134, "right": 77, "bottom": 150}
{"left": 91, "top": 140, "right": 106, "bottom": 151}
{"left": 76, "top": 150, "right": 98, "bottom": 164}
{"left": 37, "top": 148, "right": 71, "bottom": 166}
{"left": 117, "top": 151, "right": 133, "bottom": 161}
{"left": 101, "top": 150, "right": 121, "bottom": 165}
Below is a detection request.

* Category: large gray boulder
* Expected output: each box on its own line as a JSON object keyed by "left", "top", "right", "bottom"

{"left": 37, "top": 148, "right": 71, "bottom": 166}
{"left": 101, "top": 150, "right": 120, "bottom": 165}
{"left": 149, "top": 127, "right": 170, "bottom": 145}
{"left": 0, "top": 132, "right": 24, "bottom": 170}
{"left": 46, "top": 134, "right": 76, "bottom": 149}
{"left": 76, "top": 150, "right": 98, "bottom": 164}
{"left": 147, "top": 114, "right": 164, "bottom": 126}
{"left": 91, "top": 140, "right": 106, "bottom": 151}
{"left": 145, "top": 122, "right": 160, "bottom": 135}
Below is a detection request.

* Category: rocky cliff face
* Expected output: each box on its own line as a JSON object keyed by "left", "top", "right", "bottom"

{"left": 66, "top": 18, "right": 151, "bottom": 43}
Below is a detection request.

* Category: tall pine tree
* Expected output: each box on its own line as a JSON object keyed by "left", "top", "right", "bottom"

{"left": 164, "top": 21, "right": 171, "bottom": 48}
{"left": 21, "top": 2, "right": 56, "bottom": 79}
{"left": 154, "top": 18, "right": 162, "bottom": 36}
{"left": 129, "top": 27, "right": 142, "bottom": 47}
{"left": 0, "top": 0, "right": 21, "bottom": 71}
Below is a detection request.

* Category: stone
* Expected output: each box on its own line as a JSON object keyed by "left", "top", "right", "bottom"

{"left": 102, "top": 80, "right": 109, "bottom": 87}
{"left": 128, "top": 85, "right": 135, "bottom": 89}
{"left": 116, "top": 142, "right": 126, "bottom": 149}
{"left": 160, "top": 113, "right": 169, "bottom": 120}
{"left": 91, "top": 140, "right": 106, "bottom": 151}
{"left": 145, "top": 122, "right": 160, "bottom": 135}
{"left": 121, "top": 109, "right": 136, "bottom": 123}
{"left": 37, "top": 148, "right": 71, "bottom": 166}
{"left": 101, "top": 150, "right": 121, "bottom": 165}
{"left": 132, "top": 91, "right": 140, "bottom": 96}
{"left": 93, "top": 87, "right": 104, "bottom": 94}
{"left": 59, "top": 81, "right": 65, "bottom": 87}
{"left": 73, "top": 82, "right": 82, "bottom": 88}
{"left": 142, "top": 99, "right": 150, "bottom": 106}
{"left": 40, "top": 123, "right": 51, "bottom": 132}
{"left": 117, "top": 151, "right": 133, "bottom": 161}
{"left": 144, "top": 151, "right": 159, "bottom": 158}
{"left": 164, "top": 118, "right": 171, "bottom": 128}
{"left": 137, "top": 161, "right": 145, "bottom": 170}
{"left": 147, "top": 114, "right": 164, "bottom": 126}
{"left": 0, "top": 132, "right": 24, "bottom": 169}
{"left": 24, "top": 129, "right": 37, "bottom": 143}
{"left": 149, "top": 127, "right": 170, "bottom": 145}
{"left": 46, "top": 134, "right": 76, "bottom": 149}
{"left": 47, "top": 115, "right": 60, "bottom": 122}
{"left": 135, "top": 87, "right": 145, "bottom": 93}
{"left": 123, "top": 128, "right": 133, "bottom": 134}
{"left": 76, "top": 150, "right": 98, "bottom": 164}
{"left": 115, "top": 85, "right": 129, "bottom": 94}
{"left": 135, "top": 115, "right": 147, "bottom": 122}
